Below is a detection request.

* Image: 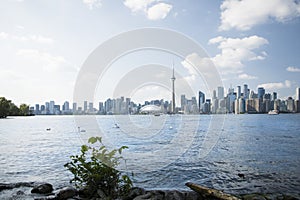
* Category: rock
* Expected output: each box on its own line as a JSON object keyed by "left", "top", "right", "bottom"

{"left": 31, "top": 183, "right": 53, "bottom": 194}
{"left": 125, "top": 187, "right": 146, "bottom": 200}
{"left": 0, "top": 182, "right": 35, "bottom": 191}
{"left": 242, "top": 194, "right": 266, "bottom": 200}
{"left": 165, "top": 190, "right": 185, "bottom": 200}
{"left": 0, "top": 183, "right": 14, "bottom": 191}
{"left": 56, "top": 187, "right": 77, "bottom": 199}
{"left": 185, "top": 191, "right": 202, "bottom": 200}
{"left": 186, "top": 182, "right": 241, "bottom": 200}
{"left": 133, "top": 192, "right": 152, "bottom": 200}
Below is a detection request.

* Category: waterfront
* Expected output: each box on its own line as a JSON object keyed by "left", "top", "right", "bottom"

{"left": 0, "top": 114, "right": 299, "bottom": 197}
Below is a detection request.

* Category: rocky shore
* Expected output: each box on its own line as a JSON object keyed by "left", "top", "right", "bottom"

{"left": 0, "top": 182, "right": 299, "bottom": 200}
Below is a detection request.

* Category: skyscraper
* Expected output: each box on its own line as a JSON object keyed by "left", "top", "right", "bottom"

{"left": 198, "top": 91, "right": 205, "bottom": 112}
{"left": 243, "top": 84, "right": 248, "bottom": 99}
{"left": 296, "top": 87, "right": 300, "bottom": 101}
{"left": 171, "top": 63, "right": 176, "bottom": 113}
{"left": 181, "top": 94, "right": 186, "bottom": 111}
{"left": 84, "top": 101, "right": 88, "bottom": 112}
{"left": 272, "top": 92, "right": 277, "bottom": 101}
{"left": 73, "top": 102, "right": 77, "bottom": 112}
{"left": 217, "top": 86, "right": 224, "bottom": 99}
{"left": 49, "top": 101, "right": 55, "bottom": 114}
{"left": 212, "top": 90, "right": 217, "bottom": 99}
{"left": 258, "top": 87, "right": 265, "bottom": 99}
{"left": 237, "top": 86, "right": 241, "bottom": 99}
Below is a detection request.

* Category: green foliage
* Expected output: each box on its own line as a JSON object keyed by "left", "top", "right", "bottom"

{"left": 8, "top": 102, "right": 20, "bottom": 116}
{"left": 19, "top": 103, "right": 30, "bottom": 116}
{"left": 0, "top": 97, "right": 31, "bottom": 118}
{"left": 0, "top": 97, "right": 10, "bottom": 118}
{"left": 64, "top": 136, "right": 132, "bottom": 199}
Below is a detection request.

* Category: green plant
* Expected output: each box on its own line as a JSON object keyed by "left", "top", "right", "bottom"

{"left": 64, "top": 136, "right": 132, "bottom": 199}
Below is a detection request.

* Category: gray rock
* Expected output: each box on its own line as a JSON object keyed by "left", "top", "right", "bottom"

{"left": 185, "top": 191, "right": 202, "bottom": 200}
{"left": 242, "top": 194, "right": 266, "bottom": 200}
{"left": 165, "top": 190, "right": 185, "bottom": 200}
{"left": 133, "top": 192, "right": 152, "bottom": 200}
{"left": 56, "top": 187, "right": 77, "bottom": 199}
{"left": 31, "top": 183, "right": 53, "bottom": 194}
{"left": 126, "top": 187, "right": 146, "bottom": 199}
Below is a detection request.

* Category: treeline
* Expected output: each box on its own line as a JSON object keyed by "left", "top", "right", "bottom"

{"left": 0, "top": 97, "right": 32, "bottom": 118}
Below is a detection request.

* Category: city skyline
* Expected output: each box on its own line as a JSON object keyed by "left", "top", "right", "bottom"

{"left": 29, "top": 85, "right": 300, "bottom": 115}
{"left": 1, "top": 1, "right": 300, "bottom": 106}
{"left": 22, "top": 82, "right": 300, "bottom": 108}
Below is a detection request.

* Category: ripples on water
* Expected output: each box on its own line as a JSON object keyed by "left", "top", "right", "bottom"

{"left": 0, "top": 114, "right": 299, "bottom": 195}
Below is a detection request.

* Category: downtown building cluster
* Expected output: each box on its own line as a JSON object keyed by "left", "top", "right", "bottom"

{"left": 31, "top": 86, "right": 300, "bottom": 115}
{"left": 181, "top": 85, "right": 300, "bottom": 114}
{"left": 31, "top": 97, "right": 174, "bottom": 115}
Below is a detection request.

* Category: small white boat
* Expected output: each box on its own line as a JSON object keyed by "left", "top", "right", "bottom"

{"left": 268, "top": 110, "right": 279, "bottom": 115}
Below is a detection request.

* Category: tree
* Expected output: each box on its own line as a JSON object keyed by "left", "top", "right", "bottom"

{"left": 0, "top": 97, "right": 10, "bottom": 118}
{"left": 19, "top": 103, "right": 29, "bottom": 116}
{"left": 8, "top": 102, "right": 20, "bottom": 116}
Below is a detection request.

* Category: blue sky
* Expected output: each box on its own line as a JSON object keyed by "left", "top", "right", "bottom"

{"left": 0, "top": 0, "right": 300, "bottom": 106}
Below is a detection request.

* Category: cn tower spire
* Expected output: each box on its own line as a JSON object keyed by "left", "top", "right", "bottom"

{"left": 171, "top": 61, "right": 176, "bottom": 114}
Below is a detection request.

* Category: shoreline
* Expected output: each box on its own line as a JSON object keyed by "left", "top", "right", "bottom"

{"left": 1, "top": 182, "right": 299, "bottom": 200}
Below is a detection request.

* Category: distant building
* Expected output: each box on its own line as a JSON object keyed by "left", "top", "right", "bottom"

{"left": 49, "top": 101, "right": 55, "bottom": 114}
{"left": 98, "top": 102, "right": 104, "bottom": 114}
{"left": 84, "top": 101, "right": 88, "bottom": 113}
{"left": 286, "top": 97, "right": 295, "bottom": 112}
{"left": 73, "top": 102, "right": 77, "bottom": 113}
{"left": 237, "top": 86, "right": 241, "bottom": 99}
{"left": 63, "top": 101, "right": 69, "bottom": 112}
{"left": 212, "top": 90, "right": 217, "bottom": 99}
{"left": 257, "top": 87, "right": 265, "bottom": 100}
{"left": 217, "top": 86, "right": 224, "bottom": 100}
{"left": 272, "top": 92, "right": 277, "bottom": 101}
{"left": 88, "top": 102, "right": 94, "bottom": 113}
{"left": 296, "top": 87, "right": 300, "bottom": 101}
{"left": 198, "top": 91, "right": 205, "bottom": 112}
{"left": 246, "top": 99, "right": 256, "bottom": 113}
{"left": 243, "top": 84, "right": 248, "bottom": 99}
{"left": 181, "top": 94, "right": 186, "bottom": 112}
{"left": 35, "top": 104, "right": 40, "bottom": 115}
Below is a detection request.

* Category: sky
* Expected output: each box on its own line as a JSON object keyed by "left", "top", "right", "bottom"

{"left": 0, "top": 0, "right": 300, "bottom": 107}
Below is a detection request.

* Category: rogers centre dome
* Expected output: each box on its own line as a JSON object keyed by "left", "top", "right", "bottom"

{"left": 139, "top": 105, "right": 162, "bottom": 114}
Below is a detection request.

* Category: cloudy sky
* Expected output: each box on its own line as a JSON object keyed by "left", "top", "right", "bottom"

{"left": 0, "top": 0, "right": 300, "bottom": 106}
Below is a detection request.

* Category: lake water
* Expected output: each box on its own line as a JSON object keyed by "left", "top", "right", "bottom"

{"left": 0, "top": 114, "right": 299, "bottom": 196}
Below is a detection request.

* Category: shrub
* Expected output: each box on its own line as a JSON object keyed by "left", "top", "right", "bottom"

{"left": 64, "top": 136, "right": 132, "bottom": 199}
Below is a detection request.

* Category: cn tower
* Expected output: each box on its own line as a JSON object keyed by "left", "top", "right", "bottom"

{"left": 171, "top": 63, "right": 176, "bottom": 113}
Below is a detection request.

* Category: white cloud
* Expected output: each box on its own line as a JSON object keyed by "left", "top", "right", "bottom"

{"left": 219, "top": 0, "right": 300, "bottom": 31}
{"left": 82, "top": 0, "right": 102, "bottom": 10}
{"left": 123, "top": 0, "right": 172, "bottom": 20}
{"left": 16, "top": 49, "right": 75, "bottom": 72}
{"left": 13, "top": 35, "right": 54, "bottom": 44}
{"left": 0, "top": 32, "right": 54, "bottom": 44}
{"left": 209, "top": 35, "right": 268, "bottom": 74}
{"left": 123, "top": 0, "right": 155, "bottom": 13}
{"left": 286, "top": 66, "right": 300, "bottom": 72}
{"left": 238, "top": 73, "right": 258, "bottom": 80}
{"left": 147, "top": 3, "right": 172, "bottom": 20}
{"left": 181, "top": 53, "right": 223, "bottom": 91}
{"left": 0, "top": 32, "right": 9, "bottom": 39}
{"left": 258, "top": 80, "right": 291, "bottom": 90}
